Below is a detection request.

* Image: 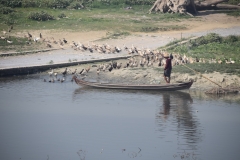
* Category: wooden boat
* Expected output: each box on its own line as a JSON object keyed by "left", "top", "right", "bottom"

{"left": 73, "top": 76, "right": 193, "bottom": 91}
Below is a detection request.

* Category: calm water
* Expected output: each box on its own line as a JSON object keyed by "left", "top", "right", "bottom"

{"left": 0, "top": 74, "right": 240, "bottom": 160}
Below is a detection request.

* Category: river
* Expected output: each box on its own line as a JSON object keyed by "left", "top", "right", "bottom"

{"left": 0, "top": 74, "right": 240, "bottom": 160}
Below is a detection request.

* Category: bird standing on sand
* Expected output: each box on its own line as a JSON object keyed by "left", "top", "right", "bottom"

{"left": 63, "top": 38, "right": 67, "bottom": 43}
{"left": 85, "top": 66, "right": 91, "bottom": 73}
{"left": 48, "top": 69, "right": 54, "bottom": 76}
{"left": 72, "top": 69, "right": 77, "bottom": 75}
{"left": 46, "top": 43, "right": 52, "bottom": 48}
{"left": 108, "top": 65, "right": 113, "bottom": 72}
{"left": 112, "top": 61, "right": 117, "bottom": 69}
{"left": 79, "top": 69, "right": 84, "bottom": 75}
{"left": 7, "top": 40, "right": 13, "bottom": 44}
{"left": 116, "top": 62, "right": 122, "bottom": 69}
{"left": 27, "top": 32, "right": 32, "bottom": 38}
{"left": 97, "top": 69, "right": 100, "bottom": 75}
{"left": 62, "top": 68, "right": 68, "bottom": 76}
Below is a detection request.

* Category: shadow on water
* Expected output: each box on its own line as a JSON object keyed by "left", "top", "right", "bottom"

{"left": 156, "top": 91, "right": 202, "bottom": 153}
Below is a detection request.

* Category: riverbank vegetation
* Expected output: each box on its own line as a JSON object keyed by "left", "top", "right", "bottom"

{"left": 164, "top": 33, "right": 240, "bottom": 75}
{"left": 0, "top": 0, "right": 190, "bottom": 32}
{"left": 170, "top": 63, "right": 240, "bottom": 75}
{"left": 1, "top": 0, "right": 239, "bottom": 32}
{"left": 166, "top": 33, "right": 240, "bottom": 62}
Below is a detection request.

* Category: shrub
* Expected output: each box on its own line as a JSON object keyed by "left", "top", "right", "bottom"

{"left": 50, "top": 0, "right": 73, "bottom": 9}
{"left": 224, "top": 35, "right": 239, "bottom": 43}
{"left": 125, "top": 0, "right": 155, "bottom": 5}
{"left": 189, "top": 33, "right": 222, "bottom": 47}
{"left": 58, "top": 12, "right": 66, "bottom": 18}
{"left": 1, "top": 6, "right": 15, "bottom": 14}
{"left": 22, "top": 0, "right": 39, "bottom": 7}
{"left": 0, "top": 0, "right": 22, "bottom": 8}
{"left": 68, "top": 1, "right": 84, "bottom": 9}
{"left": 28, "top": 11, "right": 55, "bottom": 21}
{"left": 204, "top": 33, "right": 222, "bottom": 43}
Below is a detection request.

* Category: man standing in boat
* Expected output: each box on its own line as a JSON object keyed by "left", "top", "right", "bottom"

{"left": 163, "top": 53, "right": 173, "bottom": 83}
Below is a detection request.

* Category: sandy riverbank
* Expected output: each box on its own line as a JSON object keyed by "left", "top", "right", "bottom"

{"left": 50, "top": 57, "right": 240, "bottom": 92}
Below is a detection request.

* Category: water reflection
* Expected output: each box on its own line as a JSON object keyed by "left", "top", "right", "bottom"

{"left": 74, "top": 88, "right": 201, "bottom": 152}
{"left": 72, "top": 86, "right": 168, "bottom": 101}
{"left": 156, "top": 92, "right": 201, "bottom": 151}
{"left": 162, "top": 93, "right": 171, "bottom": 116}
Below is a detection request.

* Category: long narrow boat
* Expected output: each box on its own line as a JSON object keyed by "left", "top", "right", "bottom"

{"left": 73, "top": 76, "right": 193, "bottom": 91}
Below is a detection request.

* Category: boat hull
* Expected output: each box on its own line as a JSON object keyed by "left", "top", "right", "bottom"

{"left": 73, "top": 76, "right": 193, "bottom": 91}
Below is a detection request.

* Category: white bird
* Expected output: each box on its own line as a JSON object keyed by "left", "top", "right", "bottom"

{"left": 2, "top": 30, "right": 7, "bottom": 35}
{"left": 48, "top": 69, "right": 54, "bottom": 76}
{"left": 97, "top": 69, "right": 100, "bottom": 75}
{"left": 7, "top": 40, "right": 13, "bottom": 44}
{"left": 230, "top": 58, "right": 235, "bottom": 64}
{"left": 33, "top": 37, "right": 40, "bottom": 42}
{"left": 115, "top": 46, "right": 121, "bottom": 52}
{"left": 60, "top": 77, "right": 65, "bottom": 83}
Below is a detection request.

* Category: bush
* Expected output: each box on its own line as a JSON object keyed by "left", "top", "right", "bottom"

{"left": 50, "top": 0, "right": 73, "bottom": 9}
{"left": 189, "top": 33, "right": 222, "bottom": 47}
{"left": 204, "top": 33, "right": 222, "bottom": 43}
{"left": 0, "top": 0, "right": 22, "bottom": 8}
{"left": 125, "top": 0, "right": 155, "bottom": 5}
{"left": 224, "top": 35, "right": 239, "bottom": 43}
{"left": 1, "top": 6, "right": 15, "bottom": 14}
{"left": 68, "top": 1, "right": 84, "bottom": 9}
{"left": 28, "top": 11, "right": 55, "bottom": 21}
{"left": 22, "top": 0, "right": 39, "bottom": 7}
{"left": 58, "top": 12, "right": 67, "bottom": 18}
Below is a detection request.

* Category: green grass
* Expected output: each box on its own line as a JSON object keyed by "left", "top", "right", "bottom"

{"left": 226, "top": 10, "right": 240, "bottom": 17}
{"left": 0, "top": 36, "right": 42, "bottom": 51}
{"left": 166, "top": 34, "right": 240, "bottom": 63}
{"left": 160, "top": 33, "right": 240, "bottom": 76}
{"left": 0, "top": 5, "right": 190, "bottom": 32}
{"left": 0, "top": 5, "right": 191, "bottom": 52}
{"left": 154, "top": 63, "right": 240, "bottom": 76}
{"left": 173, "top": 63, "right": 240, "bottom": 75}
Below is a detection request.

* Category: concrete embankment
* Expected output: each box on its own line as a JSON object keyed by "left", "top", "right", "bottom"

{"left": 0, "top": 48, "right": 58, "bottom": 57}
{"left": 0, "top": 55, "right": 131, "bottom": 77}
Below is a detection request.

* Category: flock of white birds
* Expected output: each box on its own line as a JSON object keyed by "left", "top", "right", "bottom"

{"left": 1, "top": 29, "right": 236, "bottom": 83}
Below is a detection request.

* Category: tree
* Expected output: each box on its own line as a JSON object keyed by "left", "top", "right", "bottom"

{"left": 149, "top": 0, "right": 240, "bottom": 16}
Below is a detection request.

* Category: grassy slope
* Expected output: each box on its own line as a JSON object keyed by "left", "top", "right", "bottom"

{"left": 164, "top": 34, "right": 240, "bottom": 75}
{"left": 0, "top": 6, "right": 189, "bottom": 32}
